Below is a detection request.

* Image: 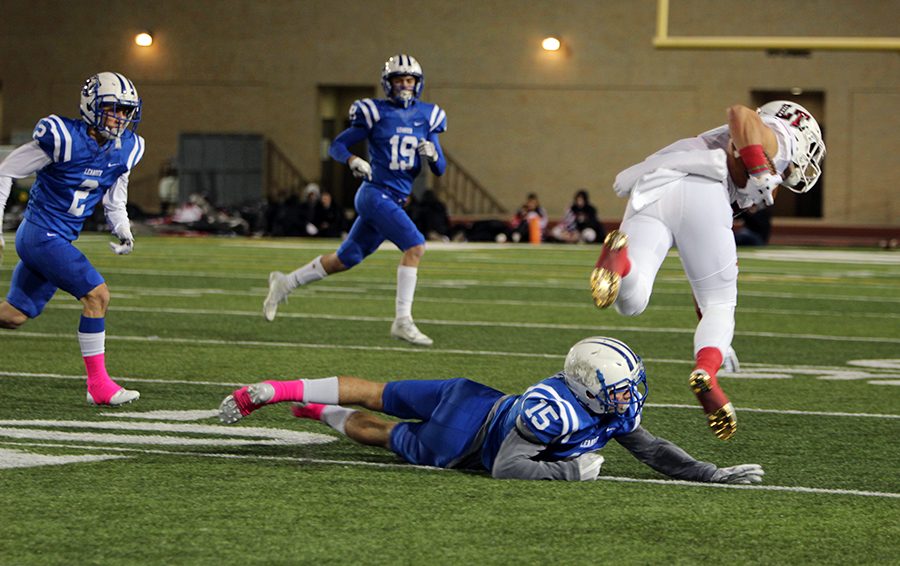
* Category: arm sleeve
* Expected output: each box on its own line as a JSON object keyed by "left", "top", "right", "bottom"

{"left": 490, "top": 420, "right": 582, "bottom": 481}
{"left": 0, "top": 141, "right": 52, "bottom": 211}
{"left": 615, "top": 426, "right": 717, "bottom": 482}
{"left": 103, "top": 172, "right": 131, "bottom": 239}
{"left": 426, "top": 134, "right": 447, "bottom": 176}
{"left": 329, "top": 126, "right": 369, "bottom": 164}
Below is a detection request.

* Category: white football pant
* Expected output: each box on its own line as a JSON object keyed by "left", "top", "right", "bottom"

{"left": 615, "top": 176, "right": 737, "bottom": 357}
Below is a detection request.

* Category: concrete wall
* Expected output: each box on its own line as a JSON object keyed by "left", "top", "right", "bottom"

{"left": 1, "top": 0, "right": 897, "bottom": 224}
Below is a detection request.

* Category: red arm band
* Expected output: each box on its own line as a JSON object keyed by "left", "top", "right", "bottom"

{"left": 738, "top": 144, "right": 772, "bottom": 176}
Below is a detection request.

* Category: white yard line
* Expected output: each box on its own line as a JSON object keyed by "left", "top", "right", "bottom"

{"left": 22, "top": 305, "right": 900, "bottom": 343}
{"left": 2, "top": 440, "right": 896, "bottom": 499}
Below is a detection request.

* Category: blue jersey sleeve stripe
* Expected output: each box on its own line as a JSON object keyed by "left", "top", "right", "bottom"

{"left": 46, "top": 115, "right": 72, "bottom": 162}
{"left": 429, "top": 107, "right": 446, "bottom": 133}
{"left": 361, "top": 98, "right": 380, "bottom": 123}
{"left": 43, "top": 117, "right": 63, "bottom": 162}
{"left": 355, "top": 101, "right": 374, "bottom": 129}
{"left": 127, "top": 135, "right": 145, "bottom": 170}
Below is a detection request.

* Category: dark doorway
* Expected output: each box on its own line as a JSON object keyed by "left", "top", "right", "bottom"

{"left": 318, "top": 86, "right": 376, "bottom": 213}
{"left": 751, "top": 90, "right": 825, "bottom": 218}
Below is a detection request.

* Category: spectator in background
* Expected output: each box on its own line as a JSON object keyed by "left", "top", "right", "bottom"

{"left": 300, "top": 183, "right": 321, "bottom": 236}
{"left": 158, "top": 159, "right": 179, "bottom": 217}
{"left": 313, "top": 190, "right": 345, "bottom": 238}
{"left": 550, "top": 189, "right": 606, "bottom": 244}
{"left": 734, "top": 206, "right": 771, "bottom": 246}
{"left": 508, "top": 192, "right": 547, "bottom": 243}
{"left": 410, "top": 189, "right": 450, "bottom": 242}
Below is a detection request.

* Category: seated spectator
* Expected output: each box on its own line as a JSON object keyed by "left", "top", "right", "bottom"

{"left": 734, "top": 206, "right": 771, "bottom": 246}
{"left": 410, "top": 189, "right": 451, "bottom": 241}
{"left": 158, "top": 159, "right": 179, "bottom": 217}
{"left": 508, "top": 192, "right": 547, "bottom": 243}
{"left": 313, "top": 190, "right": 345, "bottom": 238}
{"left": 550, "top": 189, "right": 606, "bottom": 244}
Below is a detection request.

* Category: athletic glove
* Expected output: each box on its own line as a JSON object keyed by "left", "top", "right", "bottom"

{"left": 349, "top": 157, "right": 372, "bottom": 181}
{"left": 710, "top": 463, "right": 764, "bottom": 484}
{"left": 737, "top": 144, "right": 781, "bottom": 207}
{"left": 417, "top": 139, "right": 437, "bottom": 163}
{"left": 745, "top": 172, "right": 782, "bottom": 207}
{"left": 110, "top": 224, "right": 134, "bottom": 255}
{"left": 577, "top": 452, "right": 605, "bottom": 481}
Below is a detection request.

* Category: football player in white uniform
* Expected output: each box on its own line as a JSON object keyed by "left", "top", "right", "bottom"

{"left": 589, "top": 101, "right": 825, "bottom": 440}
{"left": 0, "top": 72, "right": 144, "bottom": 406}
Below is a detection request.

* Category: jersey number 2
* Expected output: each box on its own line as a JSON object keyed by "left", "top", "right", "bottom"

{"left": 389, "top": 135, "right": 418, "bottom": 171}
{"left": 67, "top": 179, "right": 99, "bottom": 217}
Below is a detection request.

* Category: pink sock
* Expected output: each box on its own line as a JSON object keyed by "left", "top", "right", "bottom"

{"left": 84, "top": 353, "right": 122, "bottom": 403}
{"left": 291, "top": 403, "right": 326, "bottom": 421}
{"left": 266, "top": 379, "right": 305, "bottom": 403}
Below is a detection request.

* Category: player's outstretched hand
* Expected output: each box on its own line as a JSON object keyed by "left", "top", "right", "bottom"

{"left": 110, "top": 238, "right": 134, "bottom": 255}
{"left": 577, "top": 452, "right": 605, "bottom": 481}
{"left": 349, "top": 157, "right": 372, "bottom": 181}
{"left": 0, "top": 231, "right": 5, "bottom": 264}
{"left": 711, "top": 463, "right": 764, "bottom": 484}
{"left": 417, "top": 139, "right": 437, "bottom": 163}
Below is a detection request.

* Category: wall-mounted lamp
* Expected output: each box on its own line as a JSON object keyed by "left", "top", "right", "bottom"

{"left": 135, "top": 32, "right": 153, "bottom": 47}
{"left": 541, "top": 36, "right": 561, "bottom": 52}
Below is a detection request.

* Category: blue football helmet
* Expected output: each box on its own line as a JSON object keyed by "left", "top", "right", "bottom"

{"left": 564, "top": 336, "right": 649, "bottom": 416}
{"left": 80, "top": 71, "right": 142, "bottom": 139}
{"left": 381, "top": 54, "right": 424, "bottom": 108}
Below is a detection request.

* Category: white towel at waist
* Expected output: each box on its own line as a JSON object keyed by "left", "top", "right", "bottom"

{"left": 614, "top": 149, "right": 729, "bottom": 211}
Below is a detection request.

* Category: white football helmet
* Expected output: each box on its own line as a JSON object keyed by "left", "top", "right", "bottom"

{"left": 80, "top": 71, "right": 142, "bottom": 139}
{"left": 563, "top": 336, "right": 648, "bottom": 416}
{"left": 381, "top": 54, "right": 424, "bottom": 108}
{"left": 757, "top": 100, "right": 825, "bottom": 193}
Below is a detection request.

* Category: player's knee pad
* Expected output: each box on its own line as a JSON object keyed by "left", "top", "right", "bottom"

{"left": 614, "top": 277, "right": 651, "bottom": 317}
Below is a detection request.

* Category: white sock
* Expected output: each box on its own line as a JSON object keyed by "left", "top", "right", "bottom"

{"left": 302, "top": 376, "right": 340, "bottom": 404}
{"left": 288, "top": 255, "right": 328, "bottom": 289}
{"left": 396, "top": 265, "right": 418, "bottom": 320}
{"left": 320, "top": 405, "right": 356, "bottom": 435}
{"left": 77, "top": 330, "right": 106, "bottom": 357}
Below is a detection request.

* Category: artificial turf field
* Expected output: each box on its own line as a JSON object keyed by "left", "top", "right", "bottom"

{"left": 1, "top": 234, "right": 898, "bottom": 565}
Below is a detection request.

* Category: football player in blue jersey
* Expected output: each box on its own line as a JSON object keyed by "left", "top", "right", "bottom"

{"left": 0, "top": 72, "right": 145, "bottom": 406}
{"left": 263, "top": 54, "right": 447, "bottom": 346}
{"left": 218, "top": 336, "right": 763, "bottom": 483}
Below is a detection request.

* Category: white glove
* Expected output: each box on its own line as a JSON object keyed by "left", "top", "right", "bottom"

{"left": 745, "top": 172, "right": 782, "bottom": 207}
{"left": 710, "top": 463, "right": 764, "bottom": 484}
{"left": 349, "top": 157, "right": 372, "bottom": 181}
{"left": 722, "top": 345, "right": 740, "bottom": 373}
{"left": 417, "top": 139, "right": 437, "bottom": 163}
{"left": 109, "top": 224, "right": 134, "bottom": 255}
{"left": 577, "top": 452, "right": 605, "bottom": 481}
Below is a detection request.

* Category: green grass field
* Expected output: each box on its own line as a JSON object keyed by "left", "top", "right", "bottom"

{"left": 1, "top": 234, "right": 898, "bottom": 565}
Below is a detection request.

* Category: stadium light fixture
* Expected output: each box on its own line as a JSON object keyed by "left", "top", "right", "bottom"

{"left": 135, "top": 32, "right": 153, "bottom": 47}
{"left": 542, "top": 36, "right": 561, "bottom": 51}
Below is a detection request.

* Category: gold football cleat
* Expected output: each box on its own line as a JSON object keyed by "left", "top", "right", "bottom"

{"left": 590, "top": 230, "right": 629, "bottom": 309}
{"left": 689, "top": 369, "right": 737, "bottom": 441}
